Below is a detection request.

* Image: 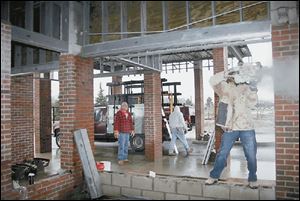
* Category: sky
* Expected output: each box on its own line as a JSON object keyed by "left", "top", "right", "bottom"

{"left": 51, "top": 42, "right": 274, "bottom": 104}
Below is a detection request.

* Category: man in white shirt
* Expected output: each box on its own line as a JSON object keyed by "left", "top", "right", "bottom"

{"left": 168, "top": 106, "right": 193, "bottom": 156}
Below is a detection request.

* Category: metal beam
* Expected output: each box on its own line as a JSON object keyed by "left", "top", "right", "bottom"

{"left": 110, "top": 56, "right": 161, "bottom": 72}
{"left": 211, "top": 1, "right": 216, "bottom": 26}
{"left": 94, "top": 70, "right": 148, "bottom": 78}
{"left": 82, "top": 20, "right": 271, "bottom": 58}
{"left": 11, "top": 61, "right": 59, "bottom": 74}
{"left": 25, "top": 1, "right": 34, "bottom": 65}
{"left": 83, "top": 1, "right": 90, "bottom": 45}
{"left": 141, "top": 1, "right": 147, "bottom": 36}
{"left": 228, "top": 46, "right": 244, "bottom": 63}
{"left": 239, "top": 1, "right": 244, "bottom": 22}
{"left": 186, "top": 1, "right": 191, "bottom": 29}
{"left": 101, "top": 1, "right": 108, "bottom": 41}
{"left": 12, "top": 26, "right": 68, "bottom": 52}
{"left": 120, "top": 1, "right": 128, "bottom": 39}
{"left": 162, "top": 1, "right": 168, "bottom": 31}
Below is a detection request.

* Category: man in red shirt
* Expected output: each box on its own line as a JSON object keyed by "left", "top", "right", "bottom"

{"left": 114, "top": 102, "right": 135, "bottom": 165}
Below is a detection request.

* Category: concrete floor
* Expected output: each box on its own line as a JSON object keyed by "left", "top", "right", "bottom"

{"left": 33, "top": 111, "right": 275, "bottom": 187}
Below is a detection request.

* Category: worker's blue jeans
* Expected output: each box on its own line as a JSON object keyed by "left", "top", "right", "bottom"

{"left": 209, "top": 130, "right": 257, "bottom": 182}
{"left": 169, "top": 127, "right": 190, "bottom": 154}
{"left": 118, "top": 133, "right": 130, "bottom": 161}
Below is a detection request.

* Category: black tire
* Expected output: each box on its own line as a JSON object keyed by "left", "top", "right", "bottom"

{"left": 54, "top": 129, "right": 61, "bottom": 148}
{"left": 130, "top": 135, "right": 144, "bottom": 152}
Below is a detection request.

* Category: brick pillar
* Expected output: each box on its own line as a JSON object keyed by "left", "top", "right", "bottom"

{"left": 212, "top": 47, "right": 228, "bottom": 152}
{"left": 33, "top": 73, "right": 41, "bottom": 154}
{"left": 271, "top": 2, "right": 299, "bottom": 199}
{"left": 34, "top": 72, "right": 52, "bottom": 153}
{"left": 59, "top": 55, "right": 94, "bottom": 179}
{"left": 11, "top": 74, "right": 34, "bottom": 164}
{"left": 40, "top": 73, "right": 52, "bottom": 152}
{"left": 1, "top": 22, "right": 13, "bottom": 199}
{"left": 144, "top": 72, "right": 162, "bottom": 161}
{"left": 112, "top": 76, "right": 122, "bottom": 94}
{"left": 194, "top": 60, "right": 204, "bottom": 140}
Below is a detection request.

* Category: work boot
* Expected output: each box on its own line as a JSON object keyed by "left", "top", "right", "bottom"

{"left": 124, "top": 159, "right": 130, "bottom": 163}
{"left": 205, "top": 177, "right": 218, "bottom": 185}
{"left": 118, "top": 160, "right": 124, "bottom": 165}
{"left": 185, "top": 148, "right": 193, "bottom": 157}
{"left": 168, "top": 151, "right": 176, "bottom": 156}
{"left": 248, "top": 181, "right": 259, "bottom": 189}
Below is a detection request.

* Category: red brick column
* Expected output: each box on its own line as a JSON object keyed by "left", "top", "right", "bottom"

{"left": 144, "top": 72, "right": 162, "bottom": 161}
{"left": 11, "top": 74, "right": 34, "bottom": 164}
{"left": 272, "top": 24, "right": 299, "bottom": 200}
{"left": 33, "top": 72, "right": 52, "bottom": 153}
{"left": 1, "top": 21, "right": 14, "bottom": 199}
{"left": 40, "top": 73, "right": 52, "bottom": 152}
{"left": 112, "top": 76, "right": 122, "bottom": 94}
{"left": 59, "top": 55, "right": 94, "bottom": 179}
{"left": 194, "top": 60, "right": 204, "bottom": 140}
{"left": 33, "top": 73, "right": 41, "bottom": 154}
{"left": 212, "top": 47, "right": 228, "bottom": 152}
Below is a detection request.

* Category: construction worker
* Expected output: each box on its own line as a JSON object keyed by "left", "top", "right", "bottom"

{"left": 205, "top": 63, "right": 260, "bottom": 189}
{"left": 114, "top": 102, "right": 135, "bottom": 165}
{"left": 168, "top": 105, "right": 193, "bottom": 157}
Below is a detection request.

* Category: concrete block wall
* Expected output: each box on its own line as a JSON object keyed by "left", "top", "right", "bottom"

{"left": 272, "top": 23, "right": 299, "bottom": 200}
{"left": 11, "top": 74, "right": 34, "bottom": 164}
{"left": 100, "top": 172, "right": 275, "bottom": 200}
{"left": 1, "top": 21, "right": 13, "bottom": 199}
{"left": 144, "top": 72, "right": 162, "bottom": 161}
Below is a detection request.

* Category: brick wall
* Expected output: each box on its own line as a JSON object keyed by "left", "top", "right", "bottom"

{"left": 11, "top": 74, "right": 34, "bottom": 164}
{"left": 59, "top": 55, "right": 94, "bottom": 179}
{"left": 272, "top": 24, "right": 299, "bottom": 200}
{"left": 212, "top": 47, "right": 228, "bottom": 151}
{"left": 1, "top": 21, "right": 12, "bottom": 199}
{"left": 144, "top": 72, "right": 162, "bottom": 161}
{"left": 194, "top": 61, "right": 204, "bottom": 140}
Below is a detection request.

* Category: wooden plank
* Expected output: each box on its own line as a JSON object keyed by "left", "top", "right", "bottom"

{"left": 74, "top": 129, "right": 102, "bottom": 199}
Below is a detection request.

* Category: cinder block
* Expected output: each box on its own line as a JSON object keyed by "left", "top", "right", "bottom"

{"left": 102, "top": 184, "right": 120, "bottom": 196}
{"left": 165, "top": 193, "right": 189, "bottom": 200}
{"left": 132, "top": 176, "right": 153, "bottom": 190}
{"left": 177, "top": 179, "right": 202, "bottom": 196}
{"left": 190, "top": 196, "right": 215, "bottom": 200}
{"left": 100, "top": 172, "right": 111, "bottom": 185}
{"left": 230, "top": 185, "right": 259, "bottom": 200}
{"left": 121, "top": 187, "right": 141, "bottom": 197}
{"left": 112, "top": 173, "right": 131, "bottom": 187}
{"left": 154, "top": 177, "right": 176, "bottom": 193}
{"left": 203, "top": 184, "right": 230, "bottom": 199}
{"left": 142, "top": 190, "right": 165, "bottom": 200}
{"left": 259, "top": 187, "right": 276, "bottom": 200}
